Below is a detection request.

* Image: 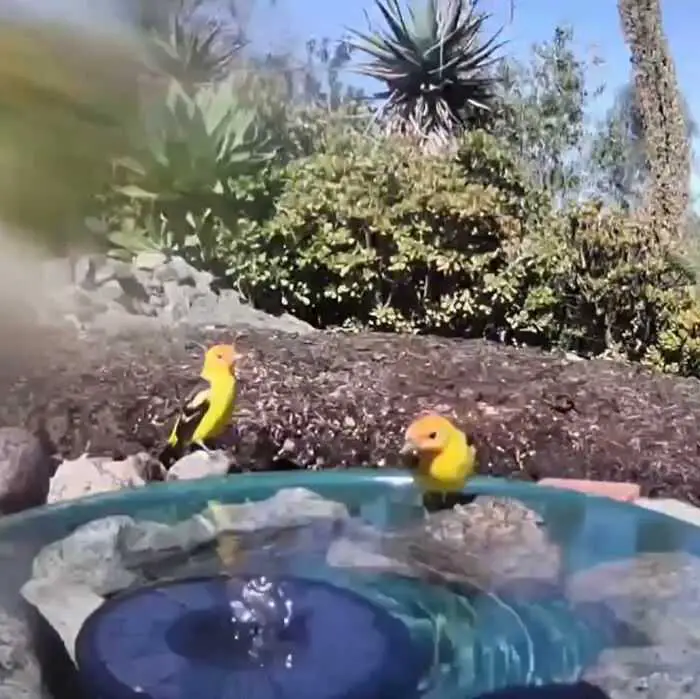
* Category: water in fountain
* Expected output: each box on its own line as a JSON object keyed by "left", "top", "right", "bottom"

{"left": 11, "top": 475, "right": 700, "bottom": 699}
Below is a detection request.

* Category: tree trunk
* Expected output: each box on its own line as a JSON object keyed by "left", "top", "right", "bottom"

{"left": 617, "top": 0, "right": 690, "bottom": 238}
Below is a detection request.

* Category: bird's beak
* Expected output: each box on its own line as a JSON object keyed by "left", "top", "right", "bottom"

{"left": 399, "top": 440, "right": 416, "bottom": 457}
{"left": 399, "top": 439, "right": 419, "bottom": 469}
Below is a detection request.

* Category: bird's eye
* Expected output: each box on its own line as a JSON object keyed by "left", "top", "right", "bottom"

{"left": 428, "top": 431, "right": 437, "bottom": 440}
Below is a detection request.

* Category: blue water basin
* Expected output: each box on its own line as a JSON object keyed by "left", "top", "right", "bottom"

{"left": 2, "top": 471, "right": 699, "bottom": 699}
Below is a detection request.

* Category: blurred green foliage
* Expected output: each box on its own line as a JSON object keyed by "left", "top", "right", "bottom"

{"left": 0, "top": 17, "right": 144, "bottom": 249}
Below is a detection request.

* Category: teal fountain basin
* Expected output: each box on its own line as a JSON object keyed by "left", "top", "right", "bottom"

{"left": 3, "top": 471, "right": 700, "bottom": 699}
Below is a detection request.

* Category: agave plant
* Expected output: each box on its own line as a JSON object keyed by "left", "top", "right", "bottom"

{"left": 109, "top": 78, "right": 277, "bottom": 266}
{"left": 349, "top": 0, "right": 505, "bottom": 144}
{"left": 146, "top": 0, "right": 245, "bottom": 86}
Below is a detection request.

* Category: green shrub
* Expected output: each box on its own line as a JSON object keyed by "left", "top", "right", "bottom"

{"left": 225, "top": 127, "right": 700, "bottom": 376}
{"left": 227, "top": 129, "right": 548, "bottom": 333}
{"left": 503, "top": 202, "right": 700, "bottom": 374}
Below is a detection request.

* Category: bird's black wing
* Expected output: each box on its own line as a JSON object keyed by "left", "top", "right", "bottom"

{"left": 159, "top": 381, "right": 211, "bottom": 467}
{"left": 171, "top": 381, "right": 211, "bottom": 446}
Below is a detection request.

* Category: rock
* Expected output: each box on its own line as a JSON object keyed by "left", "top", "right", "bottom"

{"left": 167, "top": 450, "right": 231, "bottom": 481}
{"left": 88, "top": 308, "right": 163, "bottom": 336}
{"left": 186, "top": 288, "right": 242, "bottom": 327}
{"left": 21, "top": 488, "right": 350, "bottom": 659}
{"left": 72, "top": 255, "right": 95, "bottom": 287}
{"left": 91, "top": 258, "right": 117, "bottom": 286}
{"left": 134, "top": 251, "right": 167, "bottom": 270}
{"left": 93, "top": 278, "right": 125, "bottom": 304}
{"left": 32, "top": 251, "right": 316, "bottom": 338}
{"left": 40, "top": 257, "right": 74, "bottom": 289}
{"left": 194, "top": 268, "right": 215, "bottom": 292}
{"left": 30, "top": 516, "right": 142, "bottom": 594}
{"left": 186, "top": 288, "right": 315, "bottom": 334}
{"left": 327, "top": 496, "right": 561, "bottom": 588}
{"left": 47, "top": 453, "right": 149, "bottom": 504}
{"left": 161, "top": 280, "right": 194, "bottom": 323}
{"left": 326, "top": 528, "right": 414, "bottom": 574}
{"left": 0, "top": 605, "right": 48, "bottom": 698}
{"left": 114, "top": 272, "right": 150, "bottom": 303}
{"left": 202, "top": 487, "right": 350, "bottom": 532}
{"left": 584, "top": 647, "right": 700, "bottom": 699}
{"left": 0, "top": 427, "right": 55, "bottom": 515}
{"left": 569, "top": 553, "right": 700, "bottom": 698}
{"left": 154, "top": 255, "right": 199, "bottom": 285}
{"left": 425, "top": 496, "right": 560, "bottom": 583}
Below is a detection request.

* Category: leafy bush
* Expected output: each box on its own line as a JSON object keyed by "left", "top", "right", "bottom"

{"left": 226, "top": 129, "right": 547, "bottom": 333}
{"left": 225, "top": 127, "right": 700, "bottom": 376}
{"left": 503, "top": 203, "right": 700, "bottom": 373}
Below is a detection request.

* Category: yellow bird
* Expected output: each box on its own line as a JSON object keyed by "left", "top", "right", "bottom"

{"left": 399, "top": 413, "right": 477, "bottom": 493}
{"left": 159, "top": 344, "right": 240, "bottom": 467}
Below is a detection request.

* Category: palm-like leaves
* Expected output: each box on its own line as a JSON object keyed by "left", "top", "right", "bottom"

{"left": 349, "top": 0, "right": 504, "bottom": 142}
{"left": 146, "top": 0, "right": 244, "bottom": 85}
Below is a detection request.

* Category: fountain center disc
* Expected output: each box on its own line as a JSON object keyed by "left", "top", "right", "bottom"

{"left": 75, "top": 575, "right": 427, "bottom": 699}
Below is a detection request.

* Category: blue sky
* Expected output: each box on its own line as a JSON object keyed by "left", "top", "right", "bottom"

{"left": 249, "top": 0, "right": 700, "bottom": 198}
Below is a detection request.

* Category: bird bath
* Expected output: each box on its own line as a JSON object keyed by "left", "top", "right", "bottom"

{"left": 2, "top": 470, "right": 700, "bottom": 699}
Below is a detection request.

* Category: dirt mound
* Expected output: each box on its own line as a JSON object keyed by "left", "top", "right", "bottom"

{"left": 1, "top": 327, "right": 700, "bottom": 504}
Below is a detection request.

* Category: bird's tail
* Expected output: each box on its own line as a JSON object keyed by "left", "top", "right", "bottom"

{"left": 158, "top": 442, "right": 183, "bottom": 469}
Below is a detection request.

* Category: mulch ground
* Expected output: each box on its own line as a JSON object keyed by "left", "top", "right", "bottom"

{"left": 1, "top": 326, "right": 700, "bottom": 504}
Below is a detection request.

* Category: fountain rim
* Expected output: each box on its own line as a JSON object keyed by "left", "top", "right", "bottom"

{"left": 0, "top": 469, "right": 689, "bottom": 536}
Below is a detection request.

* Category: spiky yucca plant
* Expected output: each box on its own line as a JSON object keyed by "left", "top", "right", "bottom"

{"left": 349, "top": 0, "right": 504, "bottom": 146}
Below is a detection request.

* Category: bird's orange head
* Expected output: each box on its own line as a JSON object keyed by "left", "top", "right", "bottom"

{"left": 201, "top": 344, "right": 240, "bottom": 377}
{"left": 399, "top": 413, "right": 457, "bottom": 462}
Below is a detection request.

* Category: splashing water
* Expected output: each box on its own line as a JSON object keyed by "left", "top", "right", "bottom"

{"left": 225, "top": 575, "right": 296, "bottom": 668}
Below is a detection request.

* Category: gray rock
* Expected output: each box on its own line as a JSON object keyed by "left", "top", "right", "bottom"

{"left": 154, "top": 255, "right": 199, "bottom": 285}
{"left": 73, "top": 255, "right": 96, "bottom": 287}
{"left": 0, "top": 605, "right": 48, "bottom": 698}
{"left": 326, "top": 526, "right": 414, "bottom": 574}
{"left": 568, "top": 552, "right": 700, "bottom": 646}
{"left": 116, "top": 272, "right": 151, "bottom": 303}
{"left": 0, "top": 427, "right": 54, "bottom": 515}
{"left": 30, "top": 516, "right": 140, "bottom": 595}
{"left": 89, "top": 308, "right": 164, "bottom": 336}
{"left": 186, "top": 288, "right": 241, "bottom": 327}
{"left": 92, "top": 258, "right": 118, "bottom": 285}
{"left": 93, "top": 278, "right": 125, "bottom": 304}
{"left": 21, "top": 581, "right": 104, "bottom": 664}
{"left": 48, "top": 453, "right": 149, "bottom": 504}
{"left": 35, "top": 252, "right": 315, "bottom": 336}
{"left": 133, "top": 268, "right": 163, "bottom": 293}
{"left": 585, "top": 647, "right": 700, "bottom": 699}
{"left": 167, "top": 450, "right": 231, "bottom": 481}
{"left": 40, "top": 256, "right": 73, "bottom": 288}
{"left": 161, "top": 280, "right": 194, "bottom": 323}
{"left": 185, "top": 288, "right": 315, "bottom": 334}
{"left": 194, "top": 268, "right": 215, "bottom": 292}
{"left": 134, "top": 250, "right": 167, "bottom": 270}
{"left": 571, "top": 553, "right": 700, "bottom": 699}
{"left": 327, "top": 496, "right": 561, "bottom": 588}
{"left": 203, "top": 488, "right": 350, "bottom": 533}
